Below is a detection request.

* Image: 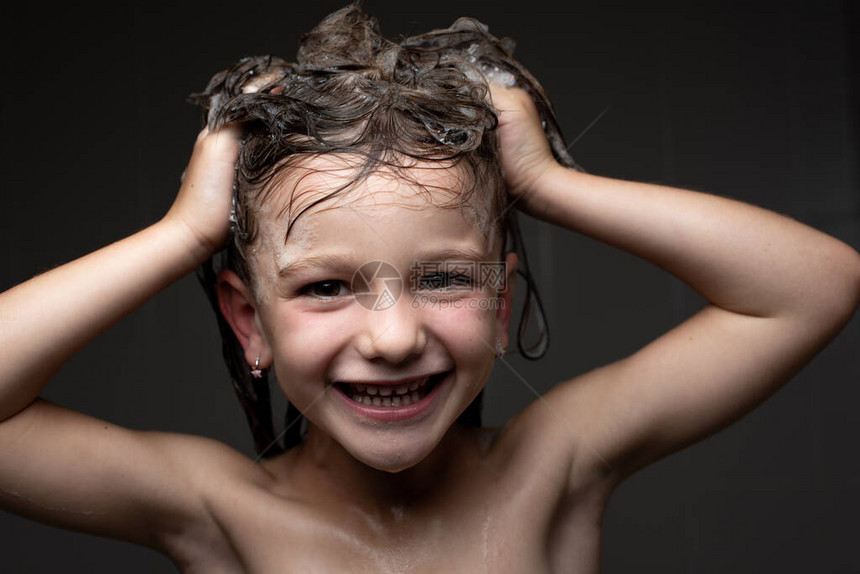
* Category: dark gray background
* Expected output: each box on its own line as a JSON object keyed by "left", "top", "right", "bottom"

{"left": 1, "top": 0, "right": 857, "bottom": 571}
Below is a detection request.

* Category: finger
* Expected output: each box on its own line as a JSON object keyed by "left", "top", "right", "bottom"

{"left": 205, "top": 121, "right": 245, "bottom": 148}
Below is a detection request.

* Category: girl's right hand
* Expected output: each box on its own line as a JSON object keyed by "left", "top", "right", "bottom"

{"left": 164, "top": 124, "right": 243, "bottom": 260}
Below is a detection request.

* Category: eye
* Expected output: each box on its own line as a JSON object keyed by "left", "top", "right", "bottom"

{"left": 301, "top": 280, "right": 350, "bottom": 299}
{"left": 418, "top": 273, "right": 473, "bottom": 291}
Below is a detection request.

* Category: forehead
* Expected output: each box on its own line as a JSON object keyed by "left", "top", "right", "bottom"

{"left": 246, "top": 154, "right": 503, "bottom": 293}
{"left": 256, "top": 154, "right": 488, "bottom": 240}
{"left": 274, "top": 154, "right": 470, "bottom": 215}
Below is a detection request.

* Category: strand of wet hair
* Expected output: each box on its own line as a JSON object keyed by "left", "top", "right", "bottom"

{"left": 196, "top": 256, "right": 284, "bottom": 458}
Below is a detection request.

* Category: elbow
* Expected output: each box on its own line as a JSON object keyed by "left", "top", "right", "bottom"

{"left": 790, "top": 240, "right": 860, "bottom": 330}
{"left": 848, "top": 246, "right": 860, "bottom": 315}
{"left": 823, "top": 242, "right": 860, "bottom": 323}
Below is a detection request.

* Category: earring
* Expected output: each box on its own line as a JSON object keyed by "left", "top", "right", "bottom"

{"left": 250, "top": 356, "right": 263, "bottom": 378}
{"left": 494, "top": 339, "right": 506, "bottom": 359}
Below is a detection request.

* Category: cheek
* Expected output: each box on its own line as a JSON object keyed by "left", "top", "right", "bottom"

{"left": 433, "top": 304, "right": 497, "bottom": 397}
{"left": 273, "top": 313, "right": 338, "bottom": 353}
{"left": 425, "top": 298, "right": 497, "bottom": 354}
{"left": 262, "top": 307, "right": 352, "bottom": 378}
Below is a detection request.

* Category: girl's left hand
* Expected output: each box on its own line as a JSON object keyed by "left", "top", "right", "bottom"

{"left": 489, "top": 84, "right": 560, "bottom": 218}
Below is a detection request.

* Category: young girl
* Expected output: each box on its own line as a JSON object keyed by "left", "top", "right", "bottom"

{"left": 1, "top": 3, "right": 858, "bottom": 573}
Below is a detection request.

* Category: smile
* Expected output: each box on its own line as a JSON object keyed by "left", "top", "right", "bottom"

{"left": 333, "top": 371, "right": 450, "bottom": 421}
{"left": 342, "top": 375, "right": 434, "bottom": 406}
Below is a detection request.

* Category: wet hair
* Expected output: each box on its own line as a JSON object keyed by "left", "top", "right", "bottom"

{"left": 191, "top": 2, "right": 582, "bottom": 459}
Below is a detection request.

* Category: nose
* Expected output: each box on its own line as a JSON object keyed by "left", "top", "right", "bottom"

{"left": 357, "top": 297, "right": 427, "bottom": 364}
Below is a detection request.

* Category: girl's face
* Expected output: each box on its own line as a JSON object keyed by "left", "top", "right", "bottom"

{"left": 235, "top": 155, "right": 515, "bottom": 472}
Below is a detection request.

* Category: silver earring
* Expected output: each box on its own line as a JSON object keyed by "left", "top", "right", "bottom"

{"left": 494, "top": 339, "right": 506, "bottom": 359}
{"left": 250, "top": 356, "right": 263, "bottom": 378}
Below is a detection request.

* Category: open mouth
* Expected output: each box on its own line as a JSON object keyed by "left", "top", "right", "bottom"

{"left": 335, "top": 371, "right": 448, "bottom": 407}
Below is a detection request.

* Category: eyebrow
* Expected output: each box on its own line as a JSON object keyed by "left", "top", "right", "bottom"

{"left": 278, "top": 253, "right": 358, "bottom": 278}
{"left": 413, "top": 246, "right": 490, "bottom": 264}
{"left": 277, "top": 246, "right": 490, "bottom": 278}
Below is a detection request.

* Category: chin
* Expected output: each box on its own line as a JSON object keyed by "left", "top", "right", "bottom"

{"left": 345, "top": 434, "right": 435, "bottom": 473}
{"left": 369, "top": 458, "right": 422, "bottom": 474}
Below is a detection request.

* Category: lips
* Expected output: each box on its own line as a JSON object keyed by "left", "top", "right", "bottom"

{"left": 334, "top": 371, "right": 446, "bottom": 387}
{"left": 333, "top": 371, "right": 449, "bottom": 411}
{"left": 343, "top": 376, "right": 431, "bottom": 405}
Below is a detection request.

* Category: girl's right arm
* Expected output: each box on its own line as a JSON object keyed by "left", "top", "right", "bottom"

{"left": 0, "top": 126, "right": 266, "bottom": 561}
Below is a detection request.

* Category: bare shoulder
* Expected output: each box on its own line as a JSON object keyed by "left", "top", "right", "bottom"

{"left": 121, "top": 416, "right": 281, "bottom": 565}
{"left": 148, "top": 430, "right": 276, "bottom": 569}
{"left": 475, "top": 383, "right": 615, "bottom": 571}
{"left": 485, "top": 372, "right": 618, "bottom": 518}
{"left": 154, "top": 428, "right": 273, "bottom": 487}
{"left": 498, "top": 367, "right": 618, "bottom": 491}
{"left": 0, "top": 399, "right": 272, "bottom": 567}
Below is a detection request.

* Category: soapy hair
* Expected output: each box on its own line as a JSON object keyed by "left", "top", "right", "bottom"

{"left": 192, "top": 2, "right": 581, "bottom": 458}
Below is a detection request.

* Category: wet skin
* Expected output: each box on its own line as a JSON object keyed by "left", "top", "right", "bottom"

{"left": 202, "top": 156, "right": 608, "bottom": 572}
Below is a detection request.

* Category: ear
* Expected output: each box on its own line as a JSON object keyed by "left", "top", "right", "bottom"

{"left": 216, "top": 269, "right": 272, "bottom": 369}
{"left": 495, "top": 252, "right": 518, "bottom": 349}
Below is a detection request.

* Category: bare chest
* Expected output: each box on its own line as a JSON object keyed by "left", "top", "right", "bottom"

{"left": 189, "top": 454, "right": 607, "bottom": 574}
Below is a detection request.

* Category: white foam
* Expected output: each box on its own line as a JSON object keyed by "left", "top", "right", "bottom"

{"left": 481, "top": 65, "right": 516, "bottom": 88}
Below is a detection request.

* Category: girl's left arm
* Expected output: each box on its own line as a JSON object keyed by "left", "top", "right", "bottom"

{"left": 492, "top": 87, "right": 860, "bottom": 485}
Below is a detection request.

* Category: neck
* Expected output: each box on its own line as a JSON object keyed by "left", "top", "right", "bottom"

{"left": 288, "top": 420, "right": 476, "bottom": 513}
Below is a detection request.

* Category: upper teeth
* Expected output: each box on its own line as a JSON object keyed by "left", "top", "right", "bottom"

{"left": 351, "top": 376, "right": 430, "bottom": 396}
